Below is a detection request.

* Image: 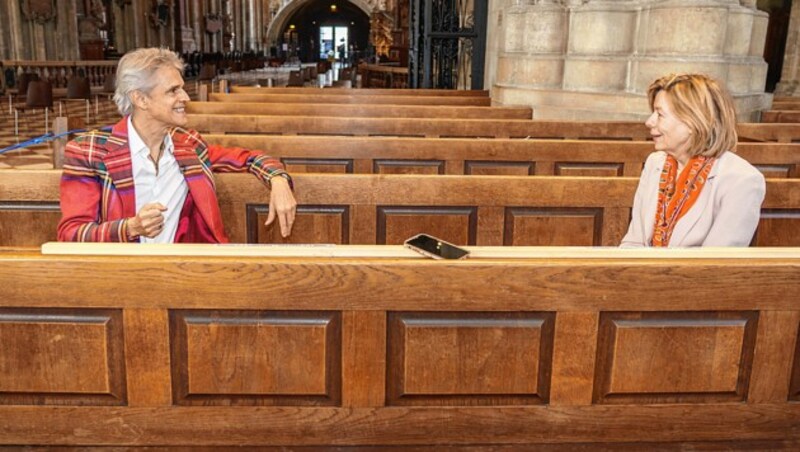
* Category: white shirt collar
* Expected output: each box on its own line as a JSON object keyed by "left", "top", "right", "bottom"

{"left": 127, "top": 116, "right": 175, "bottom": 158}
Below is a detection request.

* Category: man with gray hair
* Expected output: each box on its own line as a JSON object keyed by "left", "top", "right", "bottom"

{"left": 58, "top": 47, "right": 296, "bottom": 243}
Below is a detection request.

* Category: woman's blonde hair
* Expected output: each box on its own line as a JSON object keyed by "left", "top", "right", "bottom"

{"left": 647, "top": 73, "right": 737, "bottom": 158}
{"left": 113, "top": 47, "right": 185, "bottom": 116}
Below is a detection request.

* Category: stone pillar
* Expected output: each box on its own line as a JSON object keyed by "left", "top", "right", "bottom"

{"left": 0, "top": 0, "right": 26, "bottom": 59}
{"left": 775, "top": 1, "right": 800, "bottom": 95}
{"left": 246, "top": 0, "right": 258, "bottom": 51}
{"left": 112, "top": 1, "right": 128, "bottom": 54}
{"left": 223, "top": 0, "right": 234, "bottom": 52}
{"left": 207, "top": 0, "right": 218, "bottom": 53}
{"left": 54, "top": 0, "right": 80, "bottom": 60}
{"left": 235, "top": 0, "right": 245, "bottom": 51}
{"left": 497, "top": 1, "right": 566, "bottom": 89}
{"left": 78, "top": 0, "right": 105, "bottom": 60}
{"left": 191, "top": 0, "right": 206, "bottom": 53}
{"left": 131, "top": 0, "right": 149, "bottom": 48}
{"left": 491, "top": 0, "right": 772, "bottom": 121}
{"left": 178, "top": 0, "right": 198, "bottom": 52}
{"left": 163, "top": 0, "right": 177, "bottom": 50}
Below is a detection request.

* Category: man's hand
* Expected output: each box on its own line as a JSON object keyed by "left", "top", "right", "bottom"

{"left": 128, "top": 203, "right": 167, "bottom": 239}
{"left": 265, "top": 177, "right": 297, "bottom": 237}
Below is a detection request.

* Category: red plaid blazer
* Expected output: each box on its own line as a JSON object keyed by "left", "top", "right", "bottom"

{"left": 57, "top": 117, "right": 290, "bottom": 243}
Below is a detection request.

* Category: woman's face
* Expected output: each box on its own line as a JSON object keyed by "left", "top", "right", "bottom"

{"left": 645, "top": 90, "right": 693, "bottom": 164}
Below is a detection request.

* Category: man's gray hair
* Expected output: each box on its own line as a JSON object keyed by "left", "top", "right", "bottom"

{"left": 113, "top": 48, "right": 185, "bottom": 116}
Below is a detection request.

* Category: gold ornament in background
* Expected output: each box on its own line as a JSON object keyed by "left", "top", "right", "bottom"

{"left": 369, "top": 9, "right": 393, "bottom": 58}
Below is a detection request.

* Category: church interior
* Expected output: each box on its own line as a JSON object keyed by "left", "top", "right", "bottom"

{"left": 1, "top": 0, "right": 800, "bottom": 448}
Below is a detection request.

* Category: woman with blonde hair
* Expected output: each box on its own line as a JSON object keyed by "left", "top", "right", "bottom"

{"left": 620, "top": 73, "right": 765, "bottom": 247}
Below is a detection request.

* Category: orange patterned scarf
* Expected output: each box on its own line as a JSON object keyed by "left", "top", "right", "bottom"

{"left": 651, "top": 155, "right": 716, "bottom": 247}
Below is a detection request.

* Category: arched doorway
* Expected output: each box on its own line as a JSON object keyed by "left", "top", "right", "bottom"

{"left": 267, "top": 0, "right": 371, "bottom": 63}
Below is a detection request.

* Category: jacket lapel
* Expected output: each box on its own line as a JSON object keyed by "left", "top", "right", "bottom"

{"left": 102, "top": 117, "right": 137, "bottom": 218}
{"left": 640, "top": 153, "right": 665, "bottom": 244}
{"left": 172, "top": 129, "right": 227, "bottom": 242}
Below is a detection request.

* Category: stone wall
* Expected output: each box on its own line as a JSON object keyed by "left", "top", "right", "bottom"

{"left": 0, "top": 0, "right": 277, "bottom": 60}
{"left": 487, "top": 0, "right": 772, "bottom": 121}
{"left": 775, "top": 0, "right": 800, "bottom": 95}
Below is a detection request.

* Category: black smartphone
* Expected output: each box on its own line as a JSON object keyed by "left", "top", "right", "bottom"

{"left": 404, "top": 233, "right": 470, "bottom": 260}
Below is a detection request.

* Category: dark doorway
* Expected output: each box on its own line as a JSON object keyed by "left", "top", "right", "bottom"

{"left": 280, "top": 1, "right": 369, "bottom": 64}
{"left": 759, "top": 0, "right": 792, "bottom": 92}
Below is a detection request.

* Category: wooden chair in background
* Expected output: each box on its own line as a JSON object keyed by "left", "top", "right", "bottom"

{"left": 95, "top": 73, "right": 116, "bottom": 116}
{"left": 287, "top": 70, "right": 304, "bottom": 87}
{"left": 61, "top": 75, "right": 92, "bottom": 125}
{"left": 14, "top": 80, "right": 53, "bottom": 137}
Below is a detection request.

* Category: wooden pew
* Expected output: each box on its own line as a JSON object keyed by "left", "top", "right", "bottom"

{"left": 208, "top": 92, "right": 491, "bottom": 106}
{"left": 230, "top": 86, "right": 490, "bottom": 97}
{"left": 7, "top": 134, "right": 800, "bottom": 178}
{"left": 189, "top": 115, "right": 653, "bottom": 139}
{"left": 0, "top": 245, "right": 798, "bottom": 447}
{"left": 762, "top": 110, "right": 800, "bottom": 123}
{"left": 189, "top": 114, "right": 800, "bottom": 142}
{"left": 771, "top": 100, "right": 800, "bottom": 110}
{"left": 7, "top": 135, "right": 798, "bottom": 178}
{"left": 186, "top": 101, "right": 533, "bottom": 120}
{"left": 203, "top": 135, "right": 800, "bottom": 179}
{"left": 737, "top": 123, "right": 800, "bottom": 142}
{"left": 2, "top": 171, "right": 799, "bottom": 247}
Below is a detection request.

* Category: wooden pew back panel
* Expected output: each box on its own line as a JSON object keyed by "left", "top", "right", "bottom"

{"left": 192, "top": 115, "right": 800, "bottom": 142}
{"left": 203, "top": 135, "right": 800, "bottom": 179}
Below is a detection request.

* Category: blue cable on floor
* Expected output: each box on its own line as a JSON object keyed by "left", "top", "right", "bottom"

{"left": 0, "top": 125, "right": 112, "bottom": 155}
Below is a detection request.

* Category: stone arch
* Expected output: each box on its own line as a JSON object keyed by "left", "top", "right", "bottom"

{"left": 265, "top": 0, "right": 375, "bottom": 48}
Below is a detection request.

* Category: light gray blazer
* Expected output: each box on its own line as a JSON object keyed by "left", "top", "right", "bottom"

{"left": 620, "top": 151, "right": 766, "bottom": 248}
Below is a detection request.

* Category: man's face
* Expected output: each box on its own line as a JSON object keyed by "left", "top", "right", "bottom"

{"left": 138, "top": 65, "right": 190, "bottom": 130}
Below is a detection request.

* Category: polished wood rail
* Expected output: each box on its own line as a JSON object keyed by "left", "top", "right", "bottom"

{"left": 229, "top": 86, "right": 489, "bottom": 96}
{"left": 186, "top": 101, "right": 532, "bottom": 119}
{"left": 208, "top": 92, "right": 491, "bottom": 106}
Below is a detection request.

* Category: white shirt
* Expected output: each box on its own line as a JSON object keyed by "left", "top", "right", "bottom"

{"left": 128, "top": 117, "right": 189, "bottom": 243}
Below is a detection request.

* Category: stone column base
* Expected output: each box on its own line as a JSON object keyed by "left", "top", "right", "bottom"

{"left": 493, "top": 85, "right": 773, "bottom": 123}
{"left": 775, "top": 81, "right": 800, "bottom": 97}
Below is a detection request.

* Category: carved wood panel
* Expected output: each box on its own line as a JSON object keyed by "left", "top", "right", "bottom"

{"left": 753, "top": 210, "right": 800, "bottom": 246}
{"left": 0, "top": 308, "right": 125, "bottom": 405}
{"left": 790, "top": 317, "right": 800, "bottom": 401}
{"left": 0, "top": 202, "right": 60, "bottom": 246}
{"left": 465, "top": 161, "right": 534, "bottom": 176}
{"left": 282, "top": 158, "right": 353, "bottom": 174}
{"left": 555, "top": 163, "right": 623, "bottom": 177}
{"left": 387, "top": 312, "right": 555, "bottom": 406}
{"left": 247, "top": 204, "right": 349, "bottom": 244}
{"left": 374, "top": 159, "right": 444, "bottom": 174}
{"left": 170, "top": 310, "right": 341, "bottom": 406}
{"left": 594, "top": 312, "right": 759, "bottom": 404}
{"left": 377, "top": 206, "right": 478, "bottom": 245}
{"left": 504, "top": 208, "right": 603, "bottom": 246}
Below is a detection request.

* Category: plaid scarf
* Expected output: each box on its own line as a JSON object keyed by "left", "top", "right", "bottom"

{"left": 651, "top": 155, "right": 716, "bottom": 247}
